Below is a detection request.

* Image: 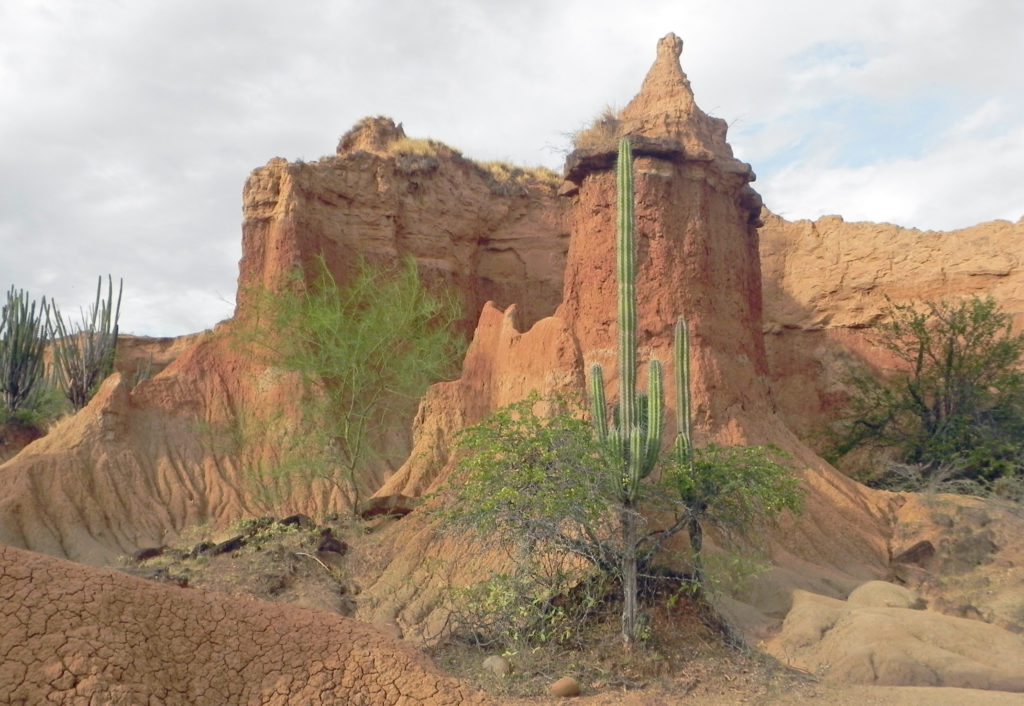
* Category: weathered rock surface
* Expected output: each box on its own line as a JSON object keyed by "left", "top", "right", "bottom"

{"left": 361, "top": 33, "right": 892, "bottom": 638}
{"left": 760, "top": 210, "right": 1024, "bottom": 441}
{"left": 0, "top": 119, "right": 572, "bottom": 563}
{"left": 239, "top": 116, "right": 570, "bottom": 335}
{"left": 0, "top": 542, "right": 489, "bottom": 704}
{"left": 769, "top": 588, "right": 1024, "bottom": 691}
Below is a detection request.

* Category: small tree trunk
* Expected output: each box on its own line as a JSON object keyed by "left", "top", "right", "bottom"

{"left": 621, "top": 504, "right": 640, "bottom": 645}
{"left": 688, "top": 514, "right": 705, "bottom": 597}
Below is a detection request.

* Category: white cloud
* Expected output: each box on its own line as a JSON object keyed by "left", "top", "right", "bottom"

{"left": 0, "top": 0, "right": 1021, "bottom": 335}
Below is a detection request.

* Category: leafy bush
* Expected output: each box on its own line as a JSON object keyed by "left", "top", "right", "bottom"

{"left": 437, "top": 394, "right": 802, "bottom": 648}
{"left": 832, "top": 296, "right": 1024, "bottom": 491}
{"left": 240, "top": 255, "right": 464, "bottom": 510}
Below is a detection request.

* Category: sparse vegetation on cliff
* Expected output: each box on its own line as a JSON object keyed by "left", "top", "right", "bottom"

{"left": 571, "top": 105, "right": 621, "bottom": 151}
{"left": 833, "top": 295, "right": 1024, "bottom": 496}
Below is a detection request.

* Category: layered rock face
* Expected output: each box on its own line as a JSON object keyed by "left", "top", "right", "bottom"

{"left": 365, "top": 35, "right": 894, "bottom": 637}
{"left": 239, "top": 117, "right": 570, "bottom": 334}
{"left": 558, "top": 32, "right": 770, "bottom": 442}
{"left": 760, "top": 211, "right": 1024, "bottom": 441}
{"left": 0, "top": 120, "right": 573, "bottom": 564}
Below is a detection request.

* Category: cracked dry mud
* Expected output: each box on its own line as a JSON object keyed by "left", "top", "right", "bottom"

{"left": 0, "top": 543, "right": 490, "bottom": 705}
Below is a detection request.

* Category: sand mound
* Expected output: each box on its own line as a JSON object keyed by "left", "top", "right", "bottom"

{"left": 769, "top": 585, "right": 1024, "bottom": 692}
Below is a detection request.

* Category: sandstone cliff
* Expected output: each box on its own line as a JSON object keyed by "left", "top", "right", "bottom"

{"left": 760, "top": 211, "right": 1024, "bottom": 442}
{"left": 0, "top": 31, "right": 1022, "bottom": 700}
{"left": 0, "top": 120, "right": 571, "bottom": 564}
{"left": 362, "top": 34, "right": 894, "bottom": 640}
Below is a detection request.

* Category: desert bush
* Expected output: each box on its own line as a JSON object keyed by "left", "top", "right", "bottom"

{"left": 50, "top": 276, "right": 122, "bottom": 410}
{"left": 240, "top": 255, "right": 463, "bottom": 510}
{"left": 832, "top": 296, "right": 1024, "bottom": 492}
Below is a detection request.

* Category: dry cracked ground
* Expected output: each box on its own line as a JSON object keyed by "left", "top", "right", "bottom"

{"left": 0, "top": 542, "right": 490, "bottom": 705}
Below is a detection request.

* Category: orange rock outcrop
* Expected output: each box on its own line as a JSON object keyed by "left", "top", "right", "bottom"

{"left": 760, "top": 211, "right": 1024, "bottom": 441}
{"left": 0, "top": 31, "right": 1023, "bottom": 701}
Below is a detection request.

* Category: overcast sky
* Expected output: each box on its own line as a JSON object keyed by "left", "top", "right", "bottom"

{"left": 2, "top": 0, "right": 1022, "bottom": 336}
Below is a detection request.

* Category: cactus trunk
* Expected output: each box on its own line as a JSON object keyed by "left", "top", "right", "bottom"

{"left": 587, "top": 139, "right": 696, "bottom": 645}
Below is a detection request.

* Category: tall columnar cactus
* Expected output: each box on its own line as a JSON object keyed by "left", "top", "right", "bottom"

{"left": 590, "top": 139, "right": 666, "bottom": 502}
{"left": 51, "top": 276, "right": 122, "bottom": 410}
{"left": 0, "top": 286, "right": 52, "bottom": 414}
{"left": 589, "top": 138, "right": 693, "bottom": 643}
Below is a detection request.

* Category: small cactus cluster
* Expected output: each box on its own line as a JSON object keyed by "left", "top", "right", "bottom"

{"left": 589, "top": 139, "right": 692, "bottom": 500}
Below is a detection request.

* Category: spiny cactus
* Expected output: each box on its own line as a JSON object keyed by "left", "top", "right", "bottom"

{"left": 0, "top": 286, "right": 52, "bottom": 414}
{"left": 590, "top": 140, "right": 691, "bottom": 499}
{"left": 588, "top": 138, "right": 693, "bottom": 643}
{"left": 674, "top": 316, "right": 692, "bottom": 464}
{"left": 51, "top": 276, "right": 122, "bottom": 410}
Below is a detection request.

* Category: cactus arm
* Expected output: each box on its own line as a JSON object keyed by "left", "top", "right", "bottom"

{"left": 590, "top": 363, "right": 608, "bottom": 443}
{"left": 674, "top": 316, "right": 692, "bottom": 463}
{"left": 643, "top": 360, "right": 663, "bottom": 475}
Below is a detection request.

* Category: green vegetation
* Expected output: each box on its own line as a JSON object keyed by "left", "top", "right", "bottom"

{"left": 241, "top": 255, "right": 463, "bottom": 511}
{"left": 438, "top": 140, "right": 802, "bottom": 650}
{"left": 0, "top": 286, "right": 53, "bottom": 420}
{"left": 51, "top": 276, "right": 122, "bottom": 410}
{"left": 2, "top": 276, "right": 122, "bottom": 429}
{"left": 832, "top": 296, "right": 1024, "bottom": 495}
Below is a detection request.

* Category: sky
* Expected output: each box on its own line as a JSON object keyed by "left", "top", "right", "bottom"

{"left": 1, "top": 0, "right": 1022, "bottom": 337}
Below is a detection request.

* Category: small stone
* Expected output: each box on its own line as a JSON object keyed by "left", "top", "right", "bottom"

{"left": 549, "top": 676, "right": 581, "bottom": 697}
{"left": 279, "top": 513, "right": 315, "bottom": 530}
{"left": 211, "top": 535, "right": 246, "bottom": 556}
{"left": 482, "top": 655, "right": 511, "bottom": 677}
{"left": 316, "top": 534, "right": 348, "bottom": 556}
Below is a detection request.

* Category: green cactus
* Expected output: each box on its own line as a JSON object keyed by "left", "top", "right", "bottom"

{"left": 0, "top": 286, "right": 52, "bottom": 414}
{"left": 51, "top": 276, "right": 122, "bottom": 410}
{"left": 589, "top": 138, "right": 693, "bottom": 643}
{"left": 590, "top": 140, "right": 692, "bottom": 496}
{"left": 673, "top": 316, "right": 692, "bottom": 464}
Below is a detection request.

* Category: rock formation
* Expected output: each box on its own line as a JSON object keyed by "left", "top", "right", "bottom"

{"left": 362, "top": 34, "right": 894, "bottom": 639}
{"left": 239, "top": 116, "right": 570, "bottom": 334}
{"left": 0, "top": 118, "right": 572, "bottom": 564}
{"left": 760, "top": 210, "right": 1024, "bottom": 442}
{"left": 0, "top": 31, "right": 1023, "bottom": 701}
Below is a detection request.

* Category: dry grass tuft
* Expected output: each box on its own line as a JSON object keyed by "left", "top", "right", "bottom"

{"left": 475, "top": 161, "right": 562, "bottom": 196}
{"left": 387, "top": 137, "right": 451, "bottom": 158}
{"left": 572, "top": 106, "right": 621, "bottom": 152}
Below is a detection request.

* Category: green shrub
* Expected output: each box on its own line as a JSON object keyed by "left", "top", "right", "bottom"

{"left": 437, "top": 393, "right": 802, "bottom": 648}
{"left": 239, "top": 255, "right": 464, "bottom": 510}
{"left": 832, "top": 296, "right": 1024, "bottom": 491}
